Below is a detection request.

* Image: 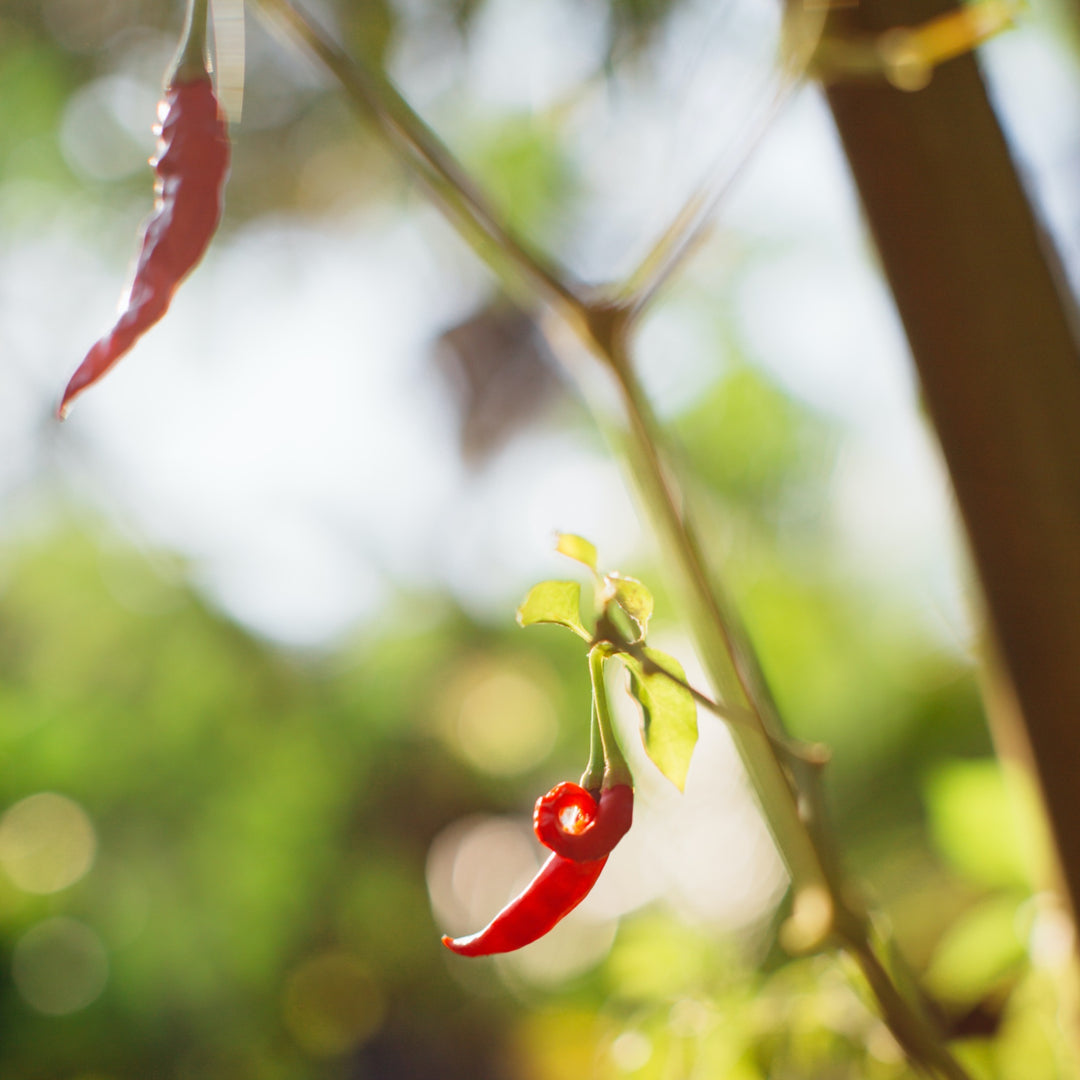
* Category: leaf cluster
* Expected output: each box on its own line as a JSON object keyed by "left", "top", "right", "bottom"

{"left": 516, "top": 534, "right": 698, "bottom": 791}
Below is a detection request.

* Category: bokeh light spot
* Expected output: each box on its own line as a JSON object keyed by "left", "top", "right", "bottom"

{"left": 282, "top": 952, "right": 386, "bottom": 1057}
{"left": 611, "top": 1030, "right": 652, "bottom": 1072}
{"left": 428, "top": 816, "right": 538, "bottom": 938}
{"left": 668, "top": 998, "right": 714, "bottom": 1037}
{"left": 0, "top": 792, "right": 97, "bottom": 894}
{"left": 438, "top": 657, "right": 558, "bottom": 776}
{"left": 59, "top": 76, "right": 158, "bottom": 183}
{"left": 13, "top": 917, "right": 108, "bottom": 1015}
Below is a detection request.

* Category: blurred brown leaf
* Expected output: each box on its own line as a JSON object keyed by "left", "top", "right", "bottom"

{"left": 435, "top": 301, "right": 565, "bottom": 465}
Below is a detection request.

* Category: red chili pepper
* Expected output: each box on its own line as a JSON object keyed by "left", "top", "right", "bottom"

{"left": 59, "top": 72, "right": 230, "bottom": 418}
{"left": 441, "top": 780, "right": 633, "bottom": 957}
{"left": 533, "top": 780, "right": 633, "bottom": 862}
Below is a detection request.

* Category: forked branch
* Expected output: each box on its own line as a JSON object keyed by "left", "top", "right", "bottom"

{"left": 252, "top": 2, "right": 974, "bottom": 1075}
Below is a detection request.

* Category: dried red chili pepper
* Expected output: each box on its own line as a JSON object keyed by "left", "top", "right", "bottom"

{"left": 59, "top": 68, "right": 230, "bottom": 418}
{"left": 441, "top": 779, "right": 633, "bottom": 957}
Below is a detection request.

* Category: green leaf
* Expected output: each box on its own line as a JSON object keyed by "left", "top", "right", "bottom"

{"left": 924, "top": 758, "right": 1047, "bottom": 889}
{"left": 626, "top": 648, "right": 697, "bottom": 790}
{"left": 555, "top": 533, "right": 598, "bottom": 571}
{"left": 606, "top": 573, "right": 653, "bottom": 638}
{"left": 924, "top": 895, "right": 1026, "bottom": 1005}
{"left": 516, "top": 580, "right": 590, "bottom": 638}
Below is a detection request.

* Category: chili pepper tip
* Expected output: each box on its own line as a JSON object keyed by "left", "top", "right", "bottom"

{"left": 439, "top": 851, "right": 608, "bottom": 957}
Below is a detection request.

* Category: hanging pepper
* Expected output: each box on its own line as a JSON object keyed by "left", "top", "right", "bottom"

{"left": 441, "top": 779, "right": 633, "bottom": 957}
{"left": 59, "top": 3, "right": 230, "bottom": 419}
{"left": 443, "top": 646, "right": 635, "bottom": 957}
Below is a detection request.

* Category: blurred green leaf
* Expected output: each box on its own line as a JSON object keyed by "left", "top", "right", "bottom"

{"left": 606, "top": 914, "right": 714, "bottom": 1000}
{"left": 0, "top": 42, "right": 75, "bottom": 181}
{"left": 924, "top": 895, "right": 1025, "bottom": 1006}
{"left": 606, "top": 573, "right": 653, "bottom": 639}
{"left": 342, "top": 0, "right": 395, "bottom": 67}
{"left": 465, "top": 116, "right": 574, "bottom": 244}
{"left": 676, "top": 365, "right": 830, "bottom": 511}
{"left": 516, "top": 580, "right": 590, "bottom": 638}
{"left": 625, "top": 648, "right": 697, "bottom": 790}
{"left": 555, "top": 533, "right": 597, "bottom": 571}
{"left": 925, "top": 759, "right": 1046, "bottom": 889}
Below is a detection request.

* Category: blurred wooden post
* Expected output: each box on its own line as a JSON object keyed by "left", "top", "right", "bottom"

{"left": 821, "top": 0, "right": 1080, "bottom": 924}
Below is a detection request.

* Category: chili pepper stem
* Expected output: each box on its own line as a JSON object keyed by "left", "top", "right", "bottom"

{"left": 589, "top": 646, "right": 632, "bottom": 788}
{"left": 171, "top": 0, "right": 213, "bottom": 84}
{"left": 579, "top": 704, "right": 605, "bottom": 793}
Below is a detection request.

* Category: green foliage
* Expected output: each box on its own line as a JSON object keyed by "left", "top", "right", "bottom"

{"left": 925, "top": 758, "right": 1046, "bottom": 890}
{"left": 556, "top": 532, "right": 598, "bottom": 572}
{"left": 606, "top": 573, "right": 653, "bottom": 640}
{"left": 0, "top": 531, "right": 511, "bottom": 1078}
{"left": 0, "top": 492, "right": 1065, "bottom": 1078}
{"left": 924, "top": 895, "right": 1026, "bottom": 1006}
{"left": 516, "top": 579, "right": 590, "bottom": 639}
{"left": 0, "top": 37, "right": 79, "bottom": 188}
{"left": 676, "top": 364, "right": 831, "bottom": 514}
{"left": 624, "top": 647, "right": 697, "bottom": 790}
{"left": 464, "top": 116, "right": 576, "bottom": 246}
{"left": 520, "top": 545, "right": 689, "bottom": 787}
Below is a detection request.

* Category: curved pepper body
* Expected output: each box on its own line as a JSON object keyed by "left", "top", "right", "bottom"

{"left": 534, "top": 781, "right": 633, "bottom": 862}
{"left": 442, "top": 780, "right": 633, "bottom": 957}
{"left": 60, "top": 76, "right": 230, "bottom": 417}
{"left": 441, "top": 851, "right": 608, "bottom": 957}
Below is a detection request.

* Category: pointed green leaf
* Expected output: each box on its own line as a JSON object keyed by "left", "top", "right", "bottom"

{"left": 516, "top": 580, "right": 590, "bottom": 639}
{"left": 606, "top": 573, "right": 653, "bottom": 638}
{"left": 555, "top": 533, "right": 598, "bottom": 571}
{"left": 625, "top": 648, "right": 697, "bottom": 790}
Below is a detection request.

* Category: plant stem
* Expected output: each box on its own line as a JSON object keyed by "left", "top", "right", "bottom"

{"left": 605, "top": 324, "right": 844, "bottom": 901}
{"left": 580, "top": 694, "right": 605, "bottom": 793}
{"left": 610, "top": 634, "right": 826, "bottom": 765}
{"left": 600, "top": 325, "right": 971, "bottom": 1080}
{"left": 621, "top": 52, "right": 810, "bottom": 318}
{"left": 589, "top": 646, "right": 633, "bottom": 787}
{"left": 257, "top": 5, "right": 974, "bottom": 1075}
{"left": 170, "top": 0, "right": 211, "bottom": 83}
{"left": 252, "top": 0, "right": 584, "bottom": 317}
{"left": 845, "top": 937, "right": 972, "bottom": 1080}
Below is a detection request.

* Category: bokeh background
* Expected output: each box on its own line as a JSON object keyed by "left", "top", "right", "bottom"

{"left": 2, "top": 0, "right": 1080, "bottom": 1076}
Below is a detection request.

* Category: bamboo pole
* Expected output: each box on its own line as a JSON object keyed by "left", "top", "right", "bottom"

{"left": 822, "top": 0, "right": 1080, "bottom": 928}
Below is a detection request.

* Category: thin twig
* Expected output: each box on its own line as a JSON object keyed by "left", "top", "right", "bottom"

{"left": 845, "top": 939, "right": 972, "bottom": 1080}
{"left": 599, "top": 627, "right": 830, "bottom": 771}
{"left": 252, "top": 0, "right": 586, "bottom": 317}
{"left": 621, "top": 2, "right": 827, "bottom": 319}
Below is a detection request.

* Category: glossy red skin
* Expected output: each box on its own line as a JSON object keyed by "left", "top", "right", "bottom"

{"left": 442, "top": 781, "right": 634, "bottom": 957}
{"left": 533, "top": 781, "right": 633, "bottom": 862}
{"left": 60, "top": 76, "right": 230, "bottom": 416}
{"left": 441, "top": 851, "right": 608, "bottom": 957}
